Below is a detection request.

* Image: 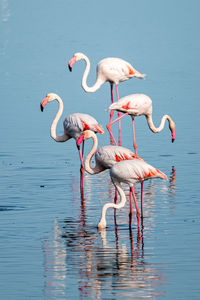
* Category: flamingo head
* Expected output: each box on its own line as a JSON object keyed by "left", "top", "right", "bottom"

{"left": 76, "top": 130, "right": 95, "bottom": 149}
{"left": 171, "top": 131, "right": 175, "bottom": 143}
{"left": 76, "top": 134, "right": 84, "bottom": 150}
{"left": 169, "top": 120, "right": 176, "bottom": 143}
{"left": 68, "top": 53, "right": 85, "bottom": 71}
{"left": 40, "top": 93, "right": 58, "bottom": 111}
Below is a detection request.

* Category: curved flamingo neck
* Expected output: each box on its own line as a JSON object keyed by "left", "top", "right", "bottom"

{"left": 50, "top": 96, "right": 69, "bottom": 142}
{"left": 146, "top": 114, "right": 174, "bottom": 134}
{"left": 98, "top": 181, "right": 126, "bottom": 228}
{"left": 84, "top": 131, "right": 104, "bottom": 174}
{"left": 81, "top": 54, "right": 104, "bottom": 93}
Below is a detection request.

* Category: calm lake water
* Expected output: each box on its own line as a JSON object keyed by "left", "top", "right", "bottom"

{"left": 1, "top": 0, "right": 200, "bottom": 299}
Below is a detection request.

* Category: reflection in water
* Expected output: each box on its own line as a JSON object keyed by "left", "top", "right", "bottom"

{"left": 42, "top": 217, "right": 166, "bottom": 299}
{"left": 42, "top": 220, "right": 67, "bottom": 300}
{"left": 169, "top": 166, "right": 176, "bottom": 195}
{"left": 0, "top": 0, "right": 10, "bottom": 57}
{"left": 167, "top": 166, "right": 177, "bottom": 212}
{"left": 0, "top": 0, "right": 10, "bottom": 23}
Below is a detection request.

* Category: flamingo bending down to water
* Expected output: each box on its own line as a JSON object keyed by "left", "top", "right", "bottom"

{"left": 76, "top": 130, "right": 145, "bottom": 226}
{"left": 68, "top": 52, "right": 145, "bottom": 145}
{"left": 40, "top": 93, "right": 104, "bottom": 191}
{"left": 107, "top": 94, "right": 176, "bottom": 154}
{"left": 98, "top": 159, "right": 168, "bottom": 229}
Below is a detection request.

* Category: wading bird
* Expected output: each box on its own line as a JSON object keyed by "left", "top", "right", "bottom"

{"left": 107, "top": 93, "right": 175, "bottom": 154}
{"left": 68, "top": 52, "right": 145, "bottom": 145}
{"left": 98, "top": 159, "right": 168, "bottom": 230}
{"left": 40, "top": 93, "right": 104, "bottom": 193}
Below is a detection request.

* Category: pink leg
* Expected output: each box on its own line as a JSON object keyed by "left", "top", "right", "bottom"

{"left": 140, "top": 181, "right": 144, "bottom": 219}
{"left": 115, "top": 84, "right": 121, "bottom": 146}
{"left": 109, "top": 84, "right": 115, "bottom": 145}
{"left": 132, "top": 117, "right": 137, "bottom": 155}
{"left": 129, "top": 187, "right": 133, "bottom": 227}
{"left": 107, "top": 112, "right": 129, "bottom": 146}
{"left": 81, "top": 140, "right": 85, "bottom": 158}
{"left": 110, "top": 83, "right": 114, "bottom": 104}
{"left": 110, "top": 84, "right": 114, "bottom": 123}
{"left": 130, "top": 186, "right": 140, "bottom": 229}
{"left": 109, "top": 110, "right": 115, "bottom": 145}
{"left": 78, "top": 142, "right": 85, "bottom": 194}
{"left": 80, "top": 170, "right": 84, "bottom": 198}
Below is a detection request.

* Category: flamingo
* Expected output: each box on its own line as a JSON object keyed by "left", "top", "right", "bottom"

{"left": 107, "top": 94, "right": 176, "bottom": 154}
{"left": 98, "top": 159, "right": 168, "bottom": 230}
{"left": 68, "top": 52, "right": 145, "bottom": 145}
{"left": 40, "top": 93, "right": 104, "bottom": 192}
{"left": 76, "top": 130, "right": 145, "bottom": 225}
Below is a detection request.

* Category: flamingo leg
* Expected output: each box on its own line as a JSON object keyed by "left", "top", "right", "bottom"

{"left": 129, "top": 187, "right": 133, "bottom": 227}
{"left": 81, "top": 140, "right": 85, "bottom": 159}
{"left": 107, "top": 112, "right": 129, "bottom": 146}
{"left": 130, "top": 186, "right": 140, "bottom": 229}
{"left": 77, "top": 142, "right": 84, "bottom": 194}
{"left": 109, "top": 84, "right": 115, "bottom": 145}
{"left": 132, "top": 117, "right": 137, "bottom": 155}
{"left": 110, "top": 83, "right": 114, "bottom": 104}
{"left": 115, "top": 84, "right": 121, "bottom": 146}
{"left": 140, "top": 181, "right": 144, "bottom": 219}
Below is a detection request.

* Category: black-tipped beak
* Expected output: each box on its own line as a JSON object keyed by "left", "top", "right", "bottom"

{"left": 68, "top": 64, "right": 72, "bottom": 72}
{"left": 172, "top": 138, "right": 175, "bottom": 143}
{"left": 40, "top": 104, "right": 44, "bottom": 112}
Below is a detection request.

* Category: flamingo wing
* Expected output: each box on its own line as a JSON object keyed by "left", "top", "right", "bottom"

{"left": 95, "top": 145, "right": 142, "bottom": 169}
{"left": 109, "top": 94, "right": 152, "bottom": 115}
{"left": 78, "top": 113, "right": 104, "bottom": 134}
{"left": 98, "top": 58, "right": 140, "bottom": 83}
{"left": 64, "top": 113, "right": 104, "bottom": 139}
{"left": 110, "top": 160, "right": 167, "bottom": 186}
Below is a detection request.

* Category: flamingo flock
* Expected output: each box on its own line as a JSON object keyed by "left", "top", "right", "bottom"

{"left": 40, "top": 52, "right": 176, "bottom": 231}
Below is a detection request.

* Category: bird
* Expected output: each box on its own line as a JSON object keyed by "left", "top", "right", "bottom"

{"left": 76, "top": 130, "right": 145, "bottom": 225}
{"left": 98, "top": 159, "right": 168, "bottom": 230}
{"left": 68, "top": 52, "right": 145, "bottom": 145}
{"left": 107, "top": 93, "right": 176, "bottom": 154}
{"left": 40, "top": 93, "right": 104, "bottom": 192}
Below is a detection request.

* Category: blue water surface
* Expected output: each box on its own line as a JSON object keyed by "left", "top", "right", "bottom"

{"left": 0, "top": 0, "right": 200, "bottom": 299}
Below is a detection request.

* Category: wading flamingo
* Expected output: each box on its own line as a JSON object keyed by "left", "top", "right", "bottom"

{"left": 68, "top": 52, "right": 145, "bottom": 145}
{"left": 98, "top": 159, "right": 168, "bottom": 230}
{"left": 40, "top": 93, "right": 104, "bottom": 193}
{"left": 76, "top": 130, "right": 145, "bottom": 224}
{"left": 107, "top": 94, "right": 176, "bottom": 154}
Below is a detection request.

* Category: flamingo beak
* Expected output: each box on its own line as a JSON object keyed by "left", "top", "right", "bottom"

{"left": 76, "top": 134, "right": 84, "bottom": 150}
{"left": 172, "top": 131, "right": 175, "bottom": 143}
{"left": 68, "top": 56, "right": 76, "bottom": 72}
{"left": 40, "top": 96, "right": 49, "bottom": 112}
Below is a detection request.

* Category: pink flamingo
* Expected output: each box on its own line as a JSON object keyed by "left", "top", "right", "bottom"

{"left": 76, "top": 130, "right": 145, "bottom": 225}
{"left": 107, "top": 93, "right": 176, "bottom": 154}
{"left": 98, "top": 159, "right": 168, "bottom": 230}
{"left": 40, "top": 93, "right": 104, "bottom": 192}
{"left": 68, "top": 52, "right": 145, "bottom": 145}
